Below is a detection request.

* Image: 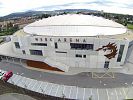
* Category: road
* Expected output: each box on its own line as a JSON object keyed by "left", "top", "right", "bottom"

{"left": 1, "top": 61, "right": 133, "bottom": 89}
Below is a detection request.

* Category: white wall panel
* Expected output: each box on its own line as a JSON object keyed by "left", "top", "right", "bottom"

{"left": 97, "top": 56, "right": 105, "bottom": 63}
{"left": 97, "top": 62, "right": 104, "bottom": 68}
{"left": 11, "top": 35, "right": 129, "bottom": 71}
{"left": 90, "top": 55, "right": 97, "bottom": 68}
{"left": 58, "top": 43, "right": 70, "bottom": 50}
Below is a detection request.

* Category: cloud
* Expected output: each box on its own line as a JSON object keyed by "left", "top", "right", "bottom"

{"left": 125, "top": 3, "right": 133, "bottom": 9}
{"left": 35, "top": 1, "right": 133, "bottom": 15}
{"left": 0, "top": 0, "right": 133, "bottom": 16}
{"left": 0, "top": 2, "right": 3, "bottom": 8}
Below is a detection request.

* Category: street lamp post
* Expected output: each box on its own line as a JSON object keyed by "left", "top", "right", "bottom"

{"left": 40, "top": 87, "right": 45, "bottom": 97}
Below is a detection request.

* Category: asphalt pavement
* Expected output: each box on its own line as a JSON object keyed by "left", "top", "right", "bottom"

{"left": 0, "top": 61, "right": 133, "bottom": 89}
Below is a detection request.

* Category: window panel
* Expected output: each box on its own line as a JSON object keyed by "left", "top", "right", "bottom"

{"left": 31, "top": 43, "right": 47, "bottom": 46}
{"left": 22, "top": 50, "right": 26, "bottom": 54}
{"left": 55, "top": 42, "right": 58, "bottom": 49}
{"left": 70, "top": 43, "right": 93, "bottom": 50}
{"left": 75, "top": 54, "right": 82, "bottom": 58}
{"left": 117, "top": 45, "right": 125, "bottom": 62}
{"left": 104, "top": 61, "right": 109, "bottom": 69}
{"left": 29, "top": 50, "right": 43, "bottom": 56}
{"left": 14, "top": 42, "right": 20, "bottom": 48}
{"left": 55, "top": 51, "right": 67, "bottom": 53}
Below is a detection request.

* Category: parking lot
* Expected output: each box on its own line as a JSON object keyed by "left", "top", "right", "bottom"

{"left": 5, "top": 73, "right": 133, "bottom": 100}
{"left": 1, "top": 59, "right": 133, "bottom": 99}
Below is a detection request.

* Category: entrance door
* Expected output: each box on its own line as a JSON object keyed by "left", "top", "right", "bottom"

{"left": 104, "top": 61, "right": 109, "bottom": 69}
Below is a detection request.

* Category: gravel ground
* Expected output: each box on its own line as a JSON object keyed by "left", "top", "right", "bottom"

{"left": 0, "top": 93, "right": 36, "bottom": 100}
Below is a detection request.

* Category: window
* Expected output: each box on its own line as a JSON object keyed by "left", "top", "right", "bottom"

{"left": 70, "top": 43, "right": 93, "bottom": 50}
{"left": 40, "top": 38, "right": 43, "bottom": 41}
{"left": 14, "top": 42, "right": 20, "bottom": 48}
{"left": 117, "top": 45, "right": 125, "bottom": 62}
{"left": 35, "top": 38, "right": 38, "bottom": 41}
{"left": 55, "top": 51, "right": 67, "bottom": 53}
{"left": 22, "top": 50, "right": 26, "bottom": 54}
{"left": 31, "top": 43, "right": 47, "bottom": 46}
{"left": 29, "top": 50, "right": 43, "bottom": 56}
{"left": 104, "top": 61, "right": 109, "bottom": 69}
{"left": 83, "top": 55, "right": 86, "bottom": 58}
{"left": 55, "top": 42, "right": 58, "bottom": 49}
{"left": 75, "top": 54, "right": 82, "bottom": 58}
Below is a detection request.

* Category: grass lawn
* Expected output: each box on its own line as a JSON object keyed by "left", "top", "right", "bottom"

{"left": 127, "top": 24, "right": 133, "bottom": 30}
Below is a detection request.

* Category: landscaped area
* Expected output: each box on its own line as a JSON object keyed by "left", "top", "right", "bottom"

{"left": 0, "top": 22, "right": 19, "bottom": 36}
{"left": 127, "top": 24, "right": 133, "bottom": 30}
{"left": 0, "top": 27, "right": 18, "bottom": 36}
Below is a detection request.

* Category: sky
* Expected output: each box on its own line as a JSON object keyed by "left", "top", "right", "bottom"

{"left": 0, "top": 0, "right": 133, "bottom": 17}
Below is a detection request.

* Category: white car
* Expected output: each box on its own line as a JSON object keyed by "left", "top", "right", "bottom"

{"left": 0, "top": 70, "right": 6, "bottom": 79}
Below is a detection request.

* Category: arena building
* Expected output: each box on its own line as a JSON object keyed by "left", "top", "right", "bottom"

{"left": 1, "top": 14, "right": 133, "bottom": 75}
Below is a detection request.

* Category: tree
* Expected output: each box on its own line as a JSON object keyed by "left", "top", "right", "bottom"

{"left": 40, "top": 14, "right": 51, "bottom": 19}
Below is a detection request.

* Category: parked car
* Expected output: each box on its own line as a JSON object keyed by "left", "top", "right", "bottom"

{"left": 0, "top": 70, "right": 6, "bottom": 79}
{"left": 2, "top": 71, "right": 13, "bottom": 82}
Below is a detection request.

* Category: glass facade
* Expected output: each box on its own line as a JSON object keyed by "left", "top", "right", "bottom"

{"left": 104, "top": 61, "right": 109, "bottom": 69}
{"left": 117, "top": 45, "right": 125, "bottom": 62}
{"left": 70, "top": 43, "right": 93, "bottom": 50}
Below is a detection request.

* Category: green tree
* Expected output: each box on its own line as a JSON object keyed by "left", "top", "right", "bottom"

{"left": 40, "top": 14, "right": 51, "bottom": 19}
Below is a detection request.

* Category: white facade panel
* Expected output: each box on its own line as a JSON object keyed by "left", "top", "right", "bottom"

{"left": 97, "top": 62, "right": 105, "bottom": 68}
{"left": 90, "top": 55, "right": 97, "bottom": 68}
{"left": 57, "top": 43, "right": 70, "bottom": 50}
{"left": 97, "top": 56, "right": 105, "bottom": 63}
{"left": 11, "top": 33, "right": 129, "bottom": 73}
{"left": 85, "top": 55, "right": 90, "bottom": 68}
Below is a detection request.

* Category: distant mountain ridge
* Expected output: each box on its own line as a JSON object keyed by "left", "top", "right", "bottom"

{"left": 0, "top": 11, "right": 45, "bottom": 19}
{"left": 0, "top": 9, "right": 97, "bottom": 20}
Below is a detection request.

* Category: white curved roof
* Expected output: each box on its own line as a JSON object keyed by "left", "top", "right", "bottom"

{"left": 24, "top": 14, "right": 127, "bottom": 36}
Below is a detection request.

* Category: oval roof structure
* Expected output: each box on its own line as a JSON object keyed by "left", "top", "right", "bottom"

{"left": 24, "top": 14, "right": 127, "bottom": 36}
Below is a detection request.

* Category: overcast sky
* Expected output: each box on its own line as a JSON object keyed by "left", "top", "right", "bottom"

{"left": 0, "top": 0, "right": 133, "bottom": 16}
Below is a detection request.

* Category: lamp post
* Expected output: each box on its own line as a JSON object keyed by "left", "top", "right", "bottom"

{"left": 89, "top": 95, "right": 92, "bottom": 100}
{"left": 40, "top": 87, "right": 45, "bottom": 97}
{"left": 62, "top": 92, "right": 66, "bottom": 100}
{"left": 124, "top": 82, "right": 129, "bottom": 99}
